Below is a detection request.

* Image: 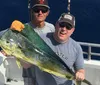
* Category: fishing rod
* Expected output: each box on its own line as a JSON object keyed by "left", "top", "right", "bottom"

{"left": 28, "top": 0, "right": 32, "bottom": 21}
{"left": 67, "top": 0, "right": 71, "bottom": 14}
{"left": 28, "top": 0, "right": 31, "bottom": 9}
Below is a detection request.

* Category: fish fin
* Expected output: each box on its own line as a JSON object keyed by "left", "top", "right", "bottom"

{"left": 16, "top": 59, "right": 21, "bottom": 68}
{"left": 38, "top": 66, "right": 67, "bottom": 78}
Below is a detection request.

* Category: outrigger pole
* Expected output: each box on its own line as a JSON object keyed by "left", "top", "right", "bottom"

{"left": 67, "top": 0, "right": 71, "bottom": 14}
{"left": 28, "top": 0, "right": 31, "bottom": 9}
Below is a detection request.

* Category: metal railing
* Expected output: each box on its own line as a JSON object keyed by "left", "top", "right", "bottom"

{"left": 78, "top": 42, "right": 100, "bottom": 60}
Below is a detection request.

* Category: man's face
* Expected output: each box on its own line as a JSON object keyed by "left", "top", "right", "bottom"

{"left": 54, "top": 22, "right": 74, "bottom": 43}
{"left": 32, "top": 6, "right": 49, "bottom": 22}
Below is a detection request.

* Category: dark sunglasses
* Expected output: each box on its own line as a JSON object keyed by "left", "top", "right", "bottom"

{"left": 59, "top": 22, "right": 73, "bottom": 30}
{"left": 32, "top": 7, "right": 49, "bottom": 13}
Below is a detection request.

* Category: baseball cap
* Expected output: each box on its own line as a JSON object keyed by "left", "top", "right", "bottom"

{"left": 30, "top": 0, "right": 50, "bottom": 9}
{"left": 58, "top": 13, "right": 75, "bottom": 28}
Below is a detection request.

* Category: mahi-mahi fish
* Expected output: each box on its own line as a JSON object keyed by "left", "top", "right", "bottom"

{"left": 0, "top": 24, "right": 92, "bottom": 85}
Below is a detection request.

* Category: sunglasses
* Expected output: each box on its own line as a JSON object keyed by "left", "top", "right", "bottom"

{"left": 59, "top": 22, "right": 73, "bottom": 30}
{"left": 32, "top": 7, "right": 49, "bottom": 13}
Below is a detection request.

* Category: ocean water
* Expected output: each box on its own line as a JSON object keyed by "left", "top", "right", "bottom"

{"left": 0, "top": 0, "right": 100, "bottom": 60}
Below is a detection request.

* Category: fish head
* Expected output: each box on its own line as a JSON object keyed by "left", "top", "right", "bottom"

{"left": 0, "top": 29, "right": 28, "bottom": 56}
{"left": 0, "top": 38, "right": 18, "bottom": 55}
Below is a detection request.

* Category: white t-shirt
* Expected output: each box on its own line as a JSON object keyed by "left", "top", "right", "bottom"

{"left": 28, "top": 21, "right": 55, "bottom": 35}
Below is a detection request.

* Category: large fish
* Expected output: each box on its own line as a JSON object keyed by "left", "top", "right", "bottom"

{"left": 0, "top": 24, "right": 92, "bottom": 85}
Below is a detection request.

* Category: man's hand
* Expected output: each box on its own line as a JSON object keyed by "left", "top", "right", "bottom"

{"left": 10, "top": 20, "right": 25, "bottom": 32}
{"left": 75, "top": 69, "right": 85, "bottom": 81}
{"left": 0, "top": 50, "right": 7, "bottom": 56}
{"left": 0, "top": 50, "right": 12, "bottom": 58}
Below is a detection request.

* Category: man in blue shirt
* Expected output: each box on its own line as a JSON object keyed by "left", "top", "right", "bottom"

{"left": 32, "top": 13, "right": 85, "bottom": 85}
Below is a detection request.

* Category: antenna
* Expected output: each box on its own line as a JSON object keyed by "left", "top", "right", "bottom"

{"left": 67, "top": 0, "right": 71, "bottom": 14}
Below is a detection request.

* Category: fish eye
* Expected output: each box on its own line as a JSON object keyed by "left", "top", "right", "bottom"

{"left": 6, "top": 41, "right": 9, "bottom": 43}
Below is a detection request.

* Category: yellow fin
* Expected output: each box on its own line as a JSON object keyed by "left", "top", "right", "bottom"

{"left": 16, "top": 59, "right": 21, "bottom": 68}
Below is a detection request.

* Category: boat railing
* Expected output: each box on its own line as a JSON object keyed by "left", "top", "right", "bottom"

{"left": 78, "top": 42, "right": 100, "bottom": 60}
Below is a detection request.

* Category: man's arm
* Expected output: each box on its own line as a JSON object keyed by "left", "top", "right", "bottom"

{"left": 74, "top": 43, "right": 85, "bottom": 81}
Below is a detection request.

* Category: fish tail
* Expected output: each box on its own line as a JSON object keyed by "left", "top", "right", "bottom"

{"left": 83, "top": 79, "right": 92, "bottom": 85}
{"left": 75, "top": 79, "right": 92, "bottom": 85}
{"left": 75, "top": 81, "right": 82, "bottom": 85}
